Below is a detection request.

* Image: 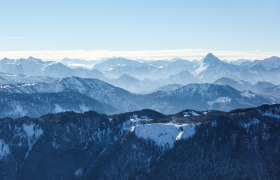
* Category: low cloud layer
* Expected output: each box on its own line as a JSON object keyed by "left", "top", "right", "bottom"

{"left": 0, "top": 49, "right": 279, "bottom": 61}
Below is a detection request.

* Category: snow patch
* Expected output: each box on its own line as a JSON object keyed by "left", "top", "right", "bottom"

{"left": 15, "top": 105, "right": 27, "bottom": 117}
{"left": 176, "top": 131, "right": 183, "bottom": 141}
{"left": 79, "top": 103, "right": 90, "bottom": 112}
{"left": 183, "top": 111, "right": 200, "bottom": 117}
{"left": 130, "top": 114, "right": 152, "bottom": 123}
{"left": 211, "top": 120, "right": 217, "bottom": 127}
{"left": 122, "top": 120, "right": 133, "bottom": 132}
{"left": 193, "top": 65, "right": 208, "bottom": 76}
{"left": 242, "top": 91, "right": 255, "bottom": 98}
{"left": 54, "top": 104, "right": 64, "bottom": 113}
{"left": 180, "top": 124, "right": 196, "bottom": 139}
{"left": 207, "top": 97, "right": 231, "bottom": 107}
{"left": 130, "top": 126, "right": 136, "bottom": 132}
{"left": 241, "top": 118, "right": 260, "bottom": 129}
{"left": 74, "top": 168, "right": 84, "bottom": 177}
{"left": 135, "top": 123, "right": 196, "bottom": 149}
{"left": 0, "top": 139, "right": 10, "bottom": 159}
{"left": 22, "top": 123, "right": 43, "bottom": 160}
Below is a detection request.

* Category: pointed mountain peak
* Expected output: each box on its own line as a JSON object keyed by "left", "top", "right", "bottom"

{"left": 205, "top": 52, "right": 216, "bottom": 58}
{"left": 202, "top": 53, "right": 222, "bottom": 66}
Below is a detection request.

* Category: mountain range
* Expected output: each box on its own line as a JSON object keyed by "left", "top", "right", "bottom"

{"left": 1, "top": 53, "right": 280, "bottom": 93}
{"left": 1, "top": 53, "right": 280, "bottom": 179}
{"left": 0, "top": 104, "right": 279, "bottom": 179}
{"left": 0, "top": 76, "right": 273, "bottom": 118}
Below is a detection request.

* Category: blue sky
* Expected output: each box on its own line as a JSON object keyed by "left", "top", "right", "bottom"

{"left": 0, "top": 0, "right": 279, "bottom": 59}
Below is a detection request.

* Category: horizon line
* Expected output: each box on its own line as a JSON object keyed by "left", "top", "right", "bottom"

{"left": 0, "top": 49, "right": 280, "bottom": 61}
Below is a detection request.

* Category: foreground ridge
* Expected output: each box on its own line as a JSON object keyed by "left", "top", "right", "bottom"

{"left": 0, "top": 104, "right": 280, "bottom": 179}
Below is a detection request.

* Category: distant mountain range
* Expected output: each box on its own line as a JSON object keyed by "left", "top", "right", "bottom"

{"left": 0, "top": 104, "right": 280, "bottom": 179}
{"left": 0, "top": 53, "right": 279, "bottom": 93}
{"left": 214, "top": 77, "right": 280, "bottom": 100}
{"left": 0, "top": 77, "right": 272, "bottom": 118}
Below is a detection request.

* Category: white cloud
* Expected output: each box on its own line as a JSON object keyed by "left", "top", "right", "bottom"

{"left": 0, "top": 49, "right": 279, "bottom": 61}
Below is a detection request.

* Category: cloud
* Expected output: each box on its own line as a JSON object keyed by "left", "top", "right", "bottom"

{"left": 0, "top": 49, "right": 279, "bottom": 61}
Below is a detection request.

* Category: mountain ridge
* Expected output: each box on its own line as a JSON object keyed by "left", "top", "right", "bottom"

{"left": 1, "top": 53, "right": 280, "bottom": 93}
{"left": 0, "top": 77, "right": 272, "bottom": 117}
{"left": 0, "top": 103, "right": 280, "bottom": 179}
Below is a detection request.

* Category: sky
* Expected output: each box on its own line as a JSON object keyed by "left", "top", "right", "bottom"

{"left": 0, "top": 0, "right": 280, "bottom": 60}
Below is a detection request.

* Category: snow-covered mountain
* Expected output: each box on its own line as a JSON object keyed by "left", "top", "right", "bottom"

{"left": 214, "top": 77, "right": 252, "bottom": 91}
{"left": 256, "top": 85, "right": 280, "bottom": 100}
{"left": 190, "top": 53, "right": 280, "bottom": 84}
{"left": 214, "top": 78, "right": 280, "bottom": 101}
{"left": 146, "top": 83, "right": 270, "bottom": 113}
{"left": 108, "top": 74, "right": 143, "bottom": 93}
{"left": 0, "top": 77, "right": 141, "bottom": 114}
{"left": 247, "top": 56, "right": 280, "bottom": 71}
{"left": 0, "top": 104, "right": 280, "bottom": 179}
{"left": 0, "top": 91, "right": 115, "bottom": 118}
{"left": 234, "top": 56, "right": 280, "bottom": 84}
{"left": 1, "top": 54, "right": 280, "bottom": 93}
{"left": 0, "top": 72, "right": 57, "bottom": 85}
{"left": 193, "top": 53, "right": 241, "bottom": 82}
{"left": 93, "top": 57, "right": 199, "bottom": 81}
{"left": 0, "top": 57, "right": 50, "bottom": 75}
{"left": 166, "top": 70, "right": 197, "bottom": 85}
{"left": 0, "top": 54, "right": 279, "bottom": 179}
{"left": 152, "top": 84, "right": 183, "bottom": 92}
{"left": 0, "top": 77, "right": 271, "bottom": 117}
{"left": 60, "top": 58, "right": 99, "bottom": 68}
{"left": 0, "top": 57, "right": 107, "bottom": 79}
{"left": 251, "top": 81, "right": 276, "bottom": 91}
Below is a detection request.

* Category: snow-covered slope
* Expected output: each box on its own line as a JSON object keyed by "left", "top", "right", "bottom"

{"left": 0, "top": 77, "right": 142, "bottom": 114}
{"left": 0, "top": 91, "right": 115, "bottom": 118}
{"left": 134, "top": 123, "right": 196, "bottom": 149}
{"left": 193, "top": 53, "right": 241, "bottom": 82}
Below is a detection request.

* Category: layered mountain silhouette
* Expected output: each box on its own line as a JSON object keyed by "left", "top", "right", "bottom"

{"left": 1, "top": 54, "right": 280, "bottom": 93}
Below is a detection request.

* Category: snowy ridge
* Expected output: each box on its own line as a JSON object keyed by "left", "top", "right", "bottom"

{"left": 134, "top": 123, "right": 196, "bottom": 149}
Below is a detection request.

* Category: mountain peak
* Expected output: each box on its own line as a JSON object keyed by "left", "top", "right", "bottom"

{"left": 202, "top": 53, "right": 222, "bottom": 66}
{"left": 205, "top": 52, "right": 215, "bottom": 58}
